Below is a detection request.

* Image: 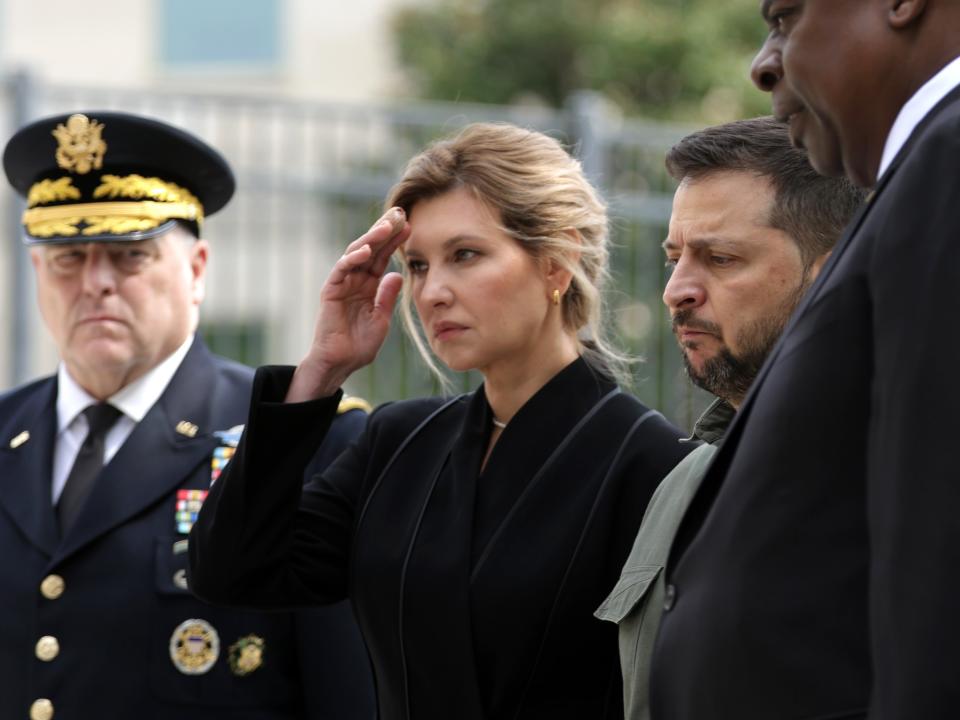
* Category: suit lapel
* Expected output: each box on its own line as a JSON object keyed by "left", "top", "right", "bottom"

{"left": 53, "top": 340, "right": 225, "bottom": 565}
{"left": 0, "top": 380, "right": 59, "bottom": 556}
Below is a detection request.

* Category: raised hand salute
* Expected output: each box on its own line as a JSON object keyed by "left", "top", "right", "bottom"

{"left": 288, "top": 207, "right": 410, "bottom": 402}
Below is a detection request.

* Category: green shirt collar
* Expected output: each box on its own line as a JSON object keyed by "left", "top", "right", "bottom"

{"left": 689, "top": 397, "right": 735, "bottom": 445}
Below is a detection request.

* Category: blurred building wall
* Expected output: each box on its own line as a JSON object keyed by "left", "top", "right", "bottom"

{"left": 0, "top": 0, "right": 413, "bottom": 102}
{"left": 0, "top": 1, "right": 711, "bottom": 429}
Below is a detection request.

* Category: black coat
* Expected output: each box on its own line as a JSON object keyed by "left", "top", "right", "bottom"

{"left": 0, "top": 339, "right": 375, "bottom": 720}
{"left": 190, "top": 357, "right": 691, "bottom": 720}
{"left": 650, "top": 88, "right": 960, "bottom": 720}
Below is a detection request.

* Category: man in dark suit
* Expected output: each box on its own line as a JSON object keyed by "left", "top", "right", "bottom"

{"left": 0, "top": 112, "right": 374, "bottom": 720}
{"left": 650, "top": 2, "right": 960, "bottom": 719}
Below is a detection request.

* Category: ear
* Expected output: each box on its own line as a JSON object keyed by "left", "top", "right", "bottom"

{"left": 888, "top": 0, "right": 928, "bottom": 29}
{"left": 544, "top": 229, "right": 582, "bottom": 294}
{"left": 29, "top": 247, "right": 42, "bottom": 272}
{"left": 189, "top": 240, "right": 209, "bottom": 305}
{"left": 807, "top": 250, "right": 831, "bottom": 283}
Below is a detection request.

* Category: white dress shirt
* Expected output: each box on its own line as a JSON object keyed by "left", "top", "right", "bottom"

{"left": 878, "top": 54, "right": 960, "bottom": 182}
{"left": 52, "top": 334, "right": 195, "bottom": 504}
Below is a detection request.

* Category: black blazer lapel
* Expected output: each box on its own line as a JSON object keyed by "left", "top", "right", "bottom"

{"left": 351, "top": 395, "right": 486, "bottom": 720}
{"left": 401, "top": 399, "right": 486, "bottom": 719}
{"left": 53, "top": 340, "right": 226, "bottom": 564}
{"left": 0, "top": 379, "right": 59, "bottom": 556}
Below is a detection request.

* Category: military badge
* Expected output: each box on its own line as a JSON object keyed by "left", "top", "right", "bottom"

{"left": 210, "top": 424, "right": 243, "bottom": 485}
{"left": 169, "top": 618, "right": 219, "bottom": 675}
{"left": 228, "top": 634, "right": 265, "bottom": 676}
{"left": 175, "top": 420, "right": 199, "bottom": 437}
{"left": 175, "top": 489, "right": 208, "bottom": 534}
{"left": 51, "top": 114, "right": 106, "bottom": 174}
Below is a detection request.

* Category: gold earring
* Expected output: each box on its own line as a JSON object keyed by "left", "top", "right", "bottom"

{"left": 552, "top": 289, "right": 561, "bottom": 306}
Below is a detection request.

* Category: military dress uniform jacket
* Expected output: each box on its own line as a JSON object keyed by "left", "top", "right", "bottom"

{"left": 0, "top": 339, "right": 374, "bottom": 720}
{"left": 190, "top": 357, "right": 691, "bottom": 720}
{"left": 650, "top": 87, "right": 960, "bottom": 720}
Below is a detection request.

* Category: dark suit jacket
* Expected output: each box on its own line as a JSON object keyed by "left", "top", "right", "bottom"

{"left": 0, "top": 339, "right": 375, "bottom": 720}
{"left": 650, "top": 88, "right": 960, "bottom": 720}
{"left": 190, "top": 357, "right": 691, "bottom": 720}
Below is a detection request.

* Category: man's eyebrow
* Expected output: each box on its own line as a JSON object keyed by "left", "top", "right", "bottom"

{"left": 661, "top": 237, "right": 742, "bottom": 252}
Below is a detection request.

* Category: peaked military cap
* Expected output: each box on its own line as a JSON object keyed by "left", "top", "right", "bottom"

{"left": 3, "top": 111, "right": 234, "bottom": 245}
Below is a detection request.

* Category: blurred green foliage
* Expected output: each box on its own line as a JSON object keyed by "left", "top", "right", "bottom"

{"left": 392, "top": 0, "right": 772, "bottom": 122}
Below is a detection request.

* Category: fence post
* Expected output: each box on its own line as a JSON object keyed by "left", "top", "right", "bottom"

{"left": 566, "top": 90, "right": 616, "bottom": 188}
{"left": 7, "top": 70, "right": 34, "bottom": 386}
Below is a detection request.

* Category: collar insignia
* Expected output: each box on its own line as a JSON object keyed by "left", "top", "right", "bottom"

{"left": 175, "top": 420, "right": 199, "bottom": 438}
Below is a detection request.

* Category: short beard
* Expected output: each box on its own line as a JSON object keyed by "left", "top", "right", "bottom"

{"left": 675, "top": 276, "right": 810, "bottom": 405}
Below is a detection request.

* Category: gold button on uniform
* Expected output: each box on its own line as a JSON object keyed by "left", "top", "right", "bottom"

{"left": 29, "top": 698, "right": 54, "bottom": 720}
{"left": 173, "top": 569, "right": 188, "bottom": 590}
{"left": 40, "top": 575, "right": 64, "bottom": 600}
{"left": 35, "top": 636, "right": 60, "bottom": 662}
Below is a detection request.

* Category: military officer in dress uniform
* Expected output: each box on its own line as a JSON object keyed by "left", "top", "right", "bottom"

{"left": 0, "top": 111, "right": 375, "bottom": 720}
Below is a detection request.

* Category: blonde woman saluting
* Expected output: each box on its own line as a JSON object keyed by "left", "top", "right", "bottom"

{"left": 190, "top": 123, "right": 690, "bottom": 720}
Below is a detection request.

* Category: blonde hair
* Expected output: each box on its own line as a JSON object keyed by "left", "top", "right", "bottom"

{"left": 386, "top": 122, "right": 629, "bottom": 387}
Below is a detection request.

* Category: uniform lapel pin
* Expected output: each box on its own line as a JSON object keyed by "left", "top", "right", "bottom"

{"left": 175, "top": 421, "right": 199, "bottom": 438}
{"left": 9, "top": 431, "right": 30, "bottom": 449}
{"left": 169, "top": 618, "right": 219, "bottom": 675}
{"left": 228, "top": 634, "right": 265, "bottom": 676}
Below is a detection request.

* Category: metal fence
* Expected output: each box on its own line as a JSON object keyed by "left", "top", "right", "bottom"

{"left": 0, "top": 74, "right": 711, "bottom": 430}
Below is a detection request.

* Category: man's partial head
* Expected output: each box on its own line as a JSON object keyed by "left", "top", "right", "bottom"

{"left": 3, "top": 111, "right": 234, "bottom": 398}
{"left": 750, "top": 0, "right": 960, "bottom": 187}
{"left": 663, "top": 117, "right": 864, "bottom": 406}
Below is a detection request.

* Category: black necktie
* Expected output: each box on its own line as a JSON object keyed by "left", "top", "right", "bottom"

{"left": 58, "top": 403, "right": 122, "bottom": 534}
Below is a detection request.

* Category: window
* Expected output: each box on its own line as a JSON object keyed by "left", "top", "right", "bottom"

{"left": 159, "top": 0, "right": 281, "bottom": 69}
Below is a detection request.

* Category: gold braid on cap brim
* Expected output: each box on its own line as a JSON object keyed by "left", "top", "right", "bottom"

{"left": 23, "top": 174, "right": 204, "bottom": 238}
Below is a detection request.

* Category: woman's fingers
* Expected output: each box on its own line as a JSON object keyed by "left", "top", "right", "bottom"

{"left": 327, "top": 243, "right": 374, "bottom": 286}
{"left": 370, "top": 222, "right": 411, "bottom": 276}
{"left": 342, "top": 207, "right": 407, "bottom": 256}
{"left": 330, "top": 222, "right": 410, "bottom": 288}
{"left": 374, "top": 272, "right": 405, "bottom": 317}
{"left": 325, "top": 208, "right": 408, "bottom": 291}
